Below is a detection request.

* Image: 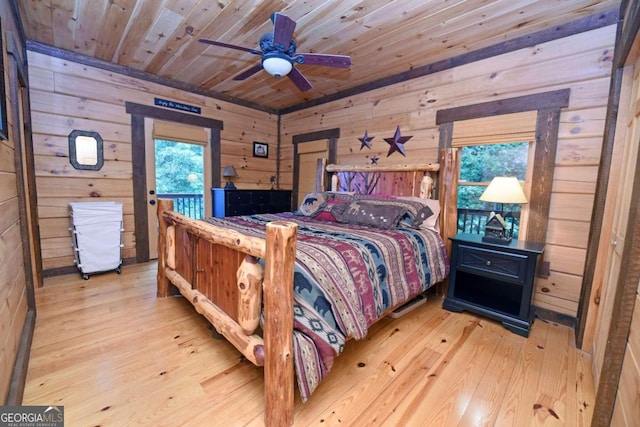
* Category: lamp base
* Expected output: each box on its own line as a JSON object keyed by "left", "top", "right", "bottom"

{"left": 224, "top": 181, "right": 236, "bottom": 189}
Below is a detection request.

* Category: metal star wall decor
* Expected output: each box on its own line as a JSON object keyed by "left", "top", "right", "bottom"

{"left": 384, "top": 125, "right": 413, "bottom": 157}
{"left": 358, "top": 130, "right": 374, "bottom": 150}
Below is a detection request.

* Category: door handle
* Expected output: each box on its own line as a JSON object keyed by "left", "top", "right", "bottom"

{"left": 149, "top": 200, "right": 156, "bottom": 205}
{"left": 149, "top": 190, "right": 155, "bottom": 195}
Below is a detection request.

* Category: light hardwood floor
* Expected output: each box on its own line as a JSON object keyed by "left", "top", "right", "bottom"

{"left": 22, "top": 262, "right": 595, "bottom": 426}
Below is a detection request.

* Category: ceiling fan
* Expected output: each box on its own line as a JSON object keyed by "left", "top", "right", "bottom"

{"left": 198, "top": 13, "right": 351, "bottom": 91}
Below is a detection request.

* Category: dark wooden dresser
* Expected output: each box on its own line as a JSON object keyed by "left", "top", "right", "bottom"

{"left": 212, "top": 189, "right": 292, "bottom": 217}
{"left": 443, "top": 233, "right": 544, "bottom": 337}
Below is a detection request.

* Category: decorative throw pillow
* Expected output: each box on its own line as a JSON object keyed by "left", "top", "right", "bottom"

{"left": 334, "top": 201, "right": 407, "bottom": 229}
{"left": 297, "top": 192, "right": 328, "bottom": 216}
{"left": 353, "top": 195, "right": 433, "bottom": 228}
{"left": 314, "top": 199, "right": 349, "bottom": 222}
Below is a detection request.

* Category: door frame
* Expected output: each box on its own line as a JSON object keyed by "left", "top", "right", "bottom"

{"left": 125, "top": 102, "right": 223, "bottom": 263}
{"left": 589, "top": 3, "right": 640, "bottom": 422}
{"left": 145, "top": 120, "right": 212, "bottom": 259}
{"left": 292, "top": 128, "right": 339, "bottom": 208}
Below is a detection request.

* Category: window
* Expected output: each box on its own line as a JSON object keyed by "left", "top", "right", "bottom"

{"left": 154, "top": 139, "right": 205, "bottom": 219}
{"left": 69, "top": 130, "right": 103, "bottom": 170}
{"left": 457, "top": 142, "right": 530, "bottom": 238}
{"left": 449, "top": 110, "right": 537, "bottom": 239}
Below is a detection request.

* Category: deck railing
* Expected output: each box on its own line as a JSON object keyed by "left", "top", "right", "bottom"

{"left": 457, "top": 208, "right": 521, "bottom": 237}
{"left": 157, "top": 193, "right": 204, "bottom": 219}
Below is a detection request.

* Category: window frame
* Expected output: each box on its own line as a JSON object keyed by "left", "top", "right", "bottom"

{"left": 436, "top": 89, "right": 570, "bottom": 245}
{"left": 456, "top": 140, "right": 534, "bottom": 239}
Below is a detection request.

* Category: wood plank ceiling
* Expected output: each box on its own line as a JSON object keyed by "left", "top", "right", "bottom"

{"left": 17, "top": 0, "right": 620, "bottom": 111}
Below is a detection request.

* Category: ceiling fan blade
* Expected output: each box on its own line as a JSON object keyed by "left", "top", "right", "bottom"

{"left": 233, "top": 64, "right": 264, "bottom": 81}
{"left": 295, "top": 53, "right": 351, "bottom": 68}
{"left": 271, "top": 13, "right": 296, "bottom": 49}
{"left": 287, "top": 67, "right": 312, "bottom": 91}
{"left": 198, "top": 39, "right": 262, "bottom": 55}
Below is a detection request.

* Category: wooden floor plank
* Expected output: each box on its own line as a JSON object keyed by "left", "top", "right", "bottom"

{"left": 491, "top": 316, "right": 551, "bottom": 426}
{"left": 293, "top": 302, "right": 450, "bottom": 425}
{"left": 22, "top": 262, "right": 595, "bottom": 426}
{"left": 457, "top": 322, "right": 524, "bottom": 426}
{"left": 530, "top": 322, "right": 571, "bottom": 425}
{"left": 390, "top": 319, "right": 497, "bottom": 426}
{"left": 349, "top": 314, "right": 480, "bottom": 426}
{"left": 576, "top": 348, "right": 597, "bottom": 425}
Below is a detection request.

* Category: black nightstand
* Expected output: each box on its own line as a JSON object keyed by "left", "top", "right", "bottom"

{"left": 212, "top": 189, "right": 292, "bottom": 217}
{"left": 443, "top": 233, "right": 544, "bottom": 337}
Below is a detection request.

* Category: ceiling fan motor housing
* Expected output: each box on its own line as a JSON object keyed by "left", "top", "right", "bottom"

{"left": 260, "top": 33, "right": 297, "bottom": 56}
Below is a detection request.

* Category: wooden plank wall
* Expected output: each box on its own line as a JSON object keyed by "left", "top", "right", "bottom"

{"left": 281, "top": 25, "right": 617, "bottom": 318}
{"left": 27, "top": 51, "right": 277, "bottom": 272}
{"left": 0, "top": 3, "right": 29, "bottom": 402}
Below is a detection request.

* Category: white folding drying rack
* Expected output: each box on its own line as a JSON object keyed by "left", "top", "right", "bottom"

{"left": 69, "top": 201, "right": 124, "bottom": 280}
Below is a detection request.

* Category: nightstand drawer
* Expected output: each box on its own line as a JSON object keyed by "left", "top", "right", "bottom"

{"left": 252, "top": 192, "right": 269, "bottom": 204}
{"left": 227, "top": 204, "right": 254, "bottom": 216}
{"left": 457, "top": 244, "right": 528, "bottom": 284}
{"left": 270, "top": 191, "right": 292, "bottom": 207}
{"left": 226, "top": 192, "right": 252, "bottom": 204}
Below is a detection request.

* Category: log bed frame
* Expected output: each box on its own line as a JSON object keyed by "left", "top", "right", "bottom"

{"left": 156, "top": 161, "right": 448, "bottom": 426}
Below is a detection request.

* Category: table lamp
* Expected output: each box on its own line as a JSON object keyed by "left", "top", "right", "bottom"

{"left": 479, "top": 176, "right": 528, "bottom": 243}
{"left": 223, "top": 165, "right": 237, "bottom": 189}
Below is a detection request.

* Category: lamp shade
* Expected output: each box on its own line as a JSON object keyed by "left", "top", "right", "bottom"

{"left": 223, "top": 165, "right": 237, "bottom": 177}
{"left": 479, "top": 177, "right": 528, "bottom": 204}
{"left": 262, "top": 54, "right": 293, "bottom": 77}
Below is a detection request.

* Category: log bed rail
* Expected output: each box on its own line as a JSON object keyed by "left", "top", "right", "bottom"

{"left": 156, "top": 161, "right": 448, "bottom": 426}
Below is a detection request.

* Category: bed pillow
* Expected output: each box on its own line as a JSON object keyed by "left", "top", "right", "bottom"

{"left": 333, "top": 200, "right": 408, "bottom": 229}
{"left": 297, "top": 192, "right": 328, "bottom": 216}
{"left": 325, "top": 191, "right": 356, "bottom": 202}
{"left": 396, "top": 196, "right": 441, "bottom": 232}
{"left": 399, "top": 204, "right": 434, "bottom": 228}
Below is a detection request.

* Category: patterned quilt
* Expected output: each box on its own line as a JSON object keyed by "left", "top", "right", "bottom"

{"left": 202, "top": 212, "right": 449, "bottom": 401}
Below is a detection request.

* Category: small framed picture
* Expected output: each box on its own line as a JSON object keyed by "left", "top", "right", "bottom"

{"left": 253, "top": 141, "right": 268, "bottom": 158}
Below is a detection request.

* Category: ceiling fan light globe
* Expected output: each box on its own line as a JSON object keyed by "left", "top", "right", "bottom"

{"left": 262, "top": 55, "right": 293, "bottom": 77}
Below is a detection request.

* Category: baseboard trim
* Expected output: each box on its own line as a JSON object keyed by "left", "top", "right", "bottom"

{"left": 7, "top": 309, "right": 35, "bottom": 405}
{"left": 43, "top": 257, "right": 137, "bottom": 279}
{"left": 534, "top": 305, "right": 577, "bottom": 329}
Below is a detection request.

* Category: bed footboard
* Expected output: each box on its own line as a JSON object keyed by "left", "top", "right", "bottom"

{"left": 156, "top": 199, "right": 298, "bottom": 426}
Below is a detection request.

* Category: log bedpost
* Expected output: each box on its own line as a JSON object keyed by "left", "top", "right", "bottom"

{"left": 315, "top": 157, "right": 327, "bottom": 192}
{"left": 157, "top": 199, "right": 173, "bottom": 298}
{"left": 165, "top": 226, "right": 176, "bottom": 270}
{"left": 237, "top": 255, "right": 264, "bottom": 335}
{"left": 263, "top": 221, "right": 298, "bottom": 427}
{"left": 331, "top": 174, "right": 339, "bottom": 191}
{"left": 440, "top": 148, "right": 458, "bottom": 256}
{"left": 420, "top": 174, "right": 434, "bottom": 199}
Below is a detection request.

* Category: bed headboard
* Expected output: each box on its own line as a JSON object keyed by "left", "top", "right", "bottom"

{"left": 322, "top": 162, "right": 440, "bottom": 199}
